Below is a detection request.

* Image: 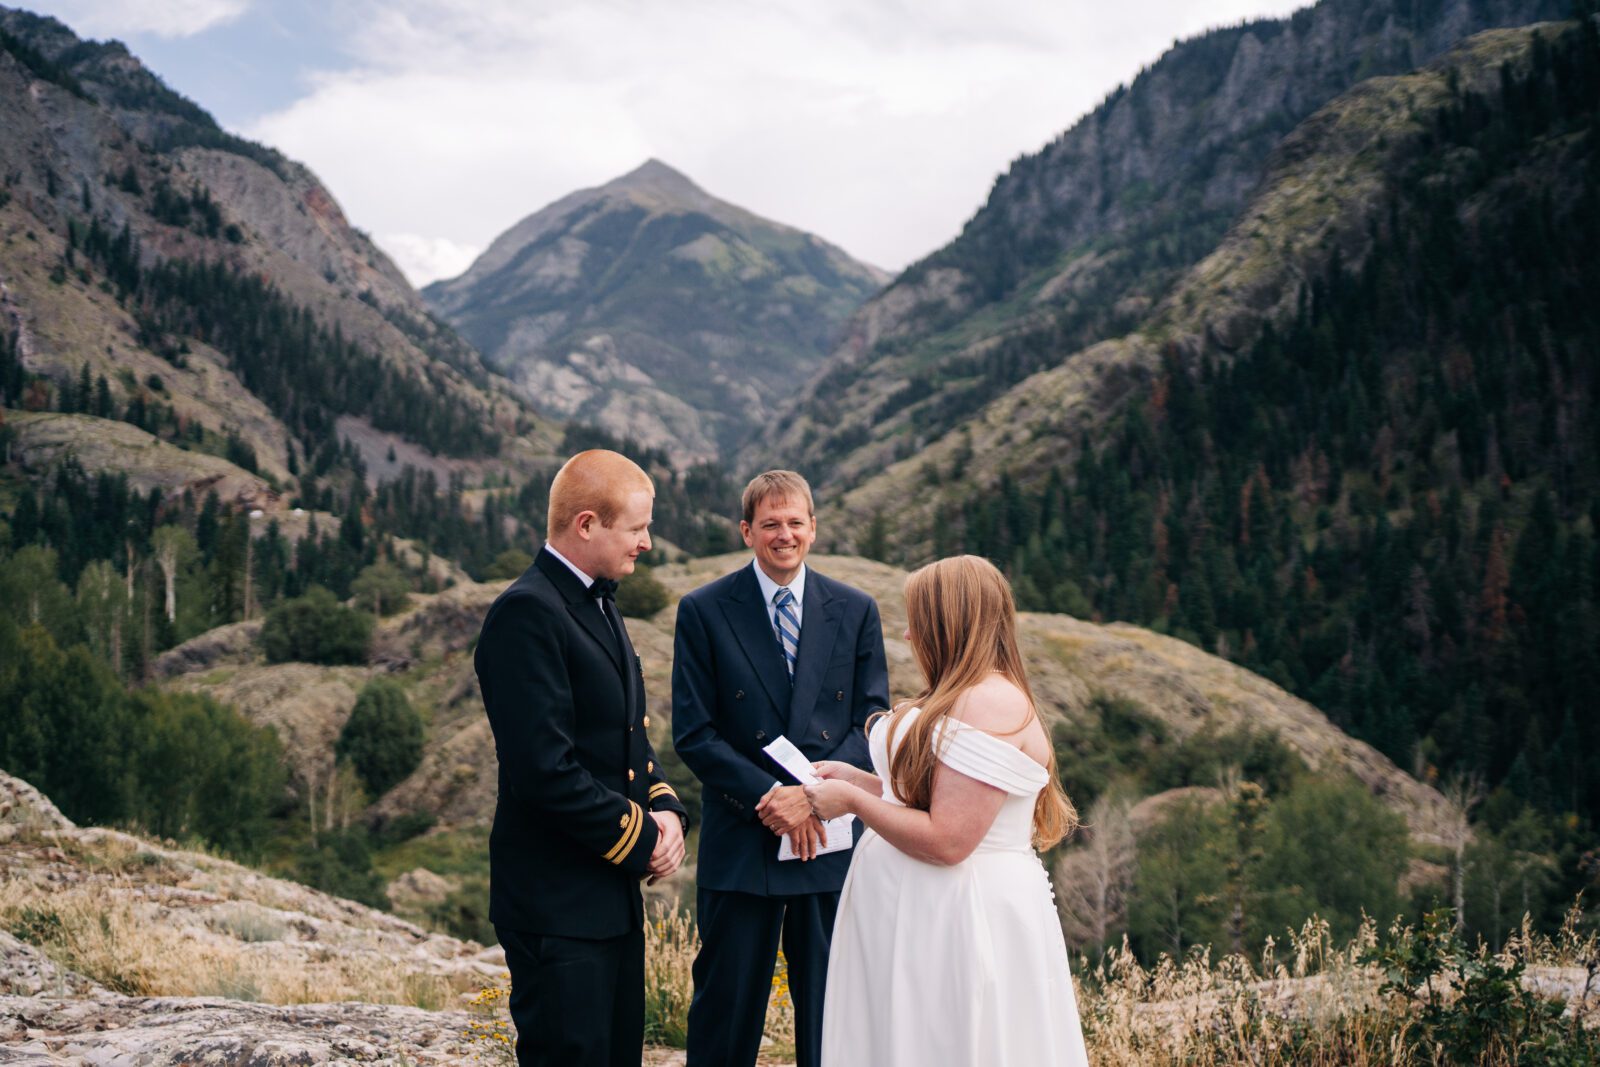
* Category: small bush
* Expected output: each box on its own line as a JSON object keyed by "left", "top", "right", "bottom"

{"left": 617, "top": 565, "right": 670, "bottom": 618}
{"left": 351, "top": 561, "right": 412, "bottom": 617}
{"left": 482, "top": 549, "right": 533, "bottom": 581}
{"left": 259, "top": 586, "right": 372, "bottom": 665}
{"left": 373, "top": 810, "right": 436, "bottom": 847}
{"left": 290, "top": 828, "right": 389, "bottom": 910}
{"left": 427, "top": 873, "right": 495, "bottom": 946}
{"left": 337, "top": 678, "right": 425, "bottom": 797}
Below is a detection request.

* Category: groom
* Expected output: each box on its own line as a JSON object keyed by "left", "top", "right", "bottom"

{"left": 475, "top": 449, "right": 689, "bottom": 1067}
{"left": 672, "top": 470, "right": 890, "bottom": 1067}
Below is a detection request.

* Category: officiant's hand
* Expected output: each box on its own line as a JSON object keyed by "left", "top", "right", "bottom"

{"left": 804, "top": 779, "right": 856, "bottom": 821}
{"left": 786, "top": 816, "right": 828, "bottom": 861}
{"left": 756, "top": 785, "right": 814, "bottom": 835}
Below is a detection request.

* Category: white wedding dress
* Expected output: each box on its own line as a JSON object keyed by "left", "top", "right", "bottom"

{"left": 821, "top": 707, "right": 1090, "bottom": 1066}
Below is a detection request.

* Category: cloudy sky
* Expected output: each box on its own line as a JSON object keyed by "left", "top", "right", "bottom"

{"left": 31, "top": 0, "right": 1311, "bottom": 286}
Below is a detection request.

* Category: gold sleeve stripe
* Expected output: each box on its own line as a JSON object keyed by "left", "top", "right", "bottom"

{"left": 614, "top": 803, "right": 645, "bottom": 863}
{"left": 604, "top": 800, "right": 644, "bottom": 864}
{"left": 649, "top": 783, "right": 678, "bottom": 802}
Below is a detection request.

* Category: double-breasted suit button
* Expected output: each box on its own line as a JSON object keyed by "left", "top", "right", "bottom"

{"left": 835, "top": 691, "right": 845, "bottom": 701}
{"left": 628, "top": 769, "right": 636, "bottom": 781}
{"left": 821, "top": 729, "right": 831, "bottom": 741}
{"left": 755, "top": 730, "right": 767, "bottom": 741}
{"left": 735, "top": 690, "right": 745, "bottom": 700}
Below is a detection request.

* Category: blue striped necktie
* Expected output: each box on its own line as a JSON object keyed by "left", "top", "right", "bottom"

{"left": 773, "top": 587, "right": 800, "bottom": 684}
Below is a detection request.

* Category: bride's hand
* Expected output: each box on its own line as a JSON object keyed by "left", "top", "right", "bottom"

{"left": 811, "top": 760, "right": 858, "bottom": 786}
{"left": 804, "top": 779, "right": 856, "bottom": 821}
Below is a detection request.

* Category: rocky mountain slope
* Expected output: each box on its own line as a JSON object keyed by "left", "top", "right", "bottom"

{"left": 0, "top": 5, "right": 547, "bottom": 508}
{"left": 803, "top": 17, "right": 1581, "bottom": 552}
{"left": 760, "top": 0, "right": 1566, "bottom": 501}
{"left": 424, "top": 160, "right": 888, "bottom": 464}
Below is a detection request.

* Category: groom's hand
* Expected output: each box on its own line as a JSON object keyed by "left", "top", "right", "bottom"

{"left": 756, "top": 785, "right": 813, "bottom": 835}
{"left": 646, "top": 811, "right": 686, "bottom": 883}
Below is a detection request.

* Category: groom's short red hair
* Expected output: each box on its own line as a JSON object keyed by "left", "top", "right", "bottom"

{"left": 547, "top": 450, "right": 653, "bottom": 539}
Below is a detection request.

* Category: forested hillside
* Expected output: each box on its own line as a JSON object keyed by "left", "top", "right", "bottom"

{"left": 0, "top": 5, "right": 739, "bottom": 892}
{"left": 947, "top": 20, "right": 1600, "bottom": 835}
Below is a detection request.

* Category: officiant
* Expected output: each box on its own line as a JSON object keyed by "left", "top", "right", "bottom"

{"left": 670, "top": 470, "right": 890, "bottom": 1067}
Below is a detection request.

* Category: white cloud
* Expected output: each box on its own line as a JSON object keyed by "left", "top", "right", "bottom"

{"left": 40, "top": 0, "right": 249, "bottom": 39}
{"left": 248, "top": 0, "right": 1313, "bottom": 281}
{"left": 376, "top": 232, "right": 484, "bottom": 288}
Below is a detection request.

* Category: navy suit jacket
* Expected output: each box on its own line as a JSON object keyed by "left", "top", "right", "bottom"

{"left": 672, "top": 562, "right": 890, "bottom": 896}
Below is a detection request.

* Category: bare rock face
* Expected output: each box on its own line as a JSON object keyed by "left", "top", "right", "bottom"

{"left": 0, "top": 772, "right": 75, "bottom": 836}
{"left": 5, "top": 412, "right": 278, "bottom": 511}
{"left": 0, "top": 992, "right": 480, "bottom": 1064}
{"left": 0, "top": 768, "right": 512, "bottom": 1063}
{"left": 386, "top": 867, "right": 455, "bottom": 913}
{"left": 0, "top": 931, "right": 100, "bottom": 997}
{"left": 148, "top": 620, "right": 263, "bottom": 680}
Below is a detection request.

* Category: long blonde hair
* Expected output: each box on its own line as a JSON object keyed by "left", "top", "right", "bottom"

{"left": 878, "top": 555, "right": 1077, "bottom": 850}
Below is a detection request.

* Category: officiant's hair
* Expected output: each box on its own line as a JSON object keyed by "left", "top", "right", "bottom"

{"left": 547, "top": 450, "right": 654, "bottom": 539}
{"left": 885, "top": 555, "right": 1079, "bottom": 849}
{"left": 741, "top": 470, "right": 814, "bottom": 525}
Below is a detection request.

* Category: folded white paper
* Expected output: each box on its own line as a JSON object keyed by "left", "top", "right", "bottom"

{"left": 763, "top": 735, "right": 821, "bottom": 785}
{"left": 763, "top": 735, "right": 855, "bottom": 861}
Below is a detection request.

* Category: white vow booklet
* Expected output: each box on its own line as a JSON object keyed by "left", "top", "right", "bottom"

{"left": 763, "top": 736, "right": 855, "bottom": 861}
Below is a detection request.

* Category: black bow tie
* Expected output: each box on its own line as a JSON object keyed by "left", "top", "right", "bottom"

{"left": 589, "top": 578, "right": 619, "bottom": 601}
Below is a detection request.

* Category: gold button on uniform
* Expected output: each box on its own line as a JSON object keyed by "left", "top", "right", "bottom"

{"left": 628, "top": 769, "right": 636, "bottom": 781}
{"left": 643, "top": 715, "right": 651, "bottom": 728}
{"left": 620, "top": 814, "right": 629, "bottom": 827}
{"left": 647, "top": 761, "right": 654, "bottom": 773}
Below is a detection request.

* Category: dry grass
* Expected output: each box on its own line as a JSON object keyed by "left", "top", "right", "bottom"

{"left": 464, "top": 902, "right": 799, "bottom": 1056}
{"left": 1078, "top": 907, "right": 1600, "bottom": 1065}
{"left": 455, "top": 903, "right": 1600, "bottom": 1062}
{"left": 0, "top": 878, "right": 462, "bottom": 1007}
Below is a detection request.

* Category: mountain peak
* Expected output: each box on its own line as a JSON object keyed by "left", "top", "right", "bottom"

{"left": 607, "top": 158, "right": 699, "bottom": 194}
{"left": 600, "top": 157, "right": 721, "bottom": 215}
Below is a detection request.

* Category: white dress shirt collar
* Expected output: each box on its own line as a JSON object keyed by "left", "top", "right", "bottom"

{"left": 751, "top": 559, "right": 807, "bottom": 611}
{"left": 543, "top": 542, "right": 595, "bottom": 589}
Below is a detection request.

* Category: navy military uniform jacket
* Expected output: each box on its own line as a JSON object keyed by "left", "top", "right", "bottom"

{"left": 476, "top": 547, "right": 688, "bottom": 939}
{"left": 672, "top": 562, "right": 890, "bottom": 896}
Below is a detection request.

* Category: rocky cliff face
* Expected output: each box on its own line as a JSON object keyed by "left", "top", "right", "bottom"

{"left": 425, "top": 159, "right": 888, "bottom": 464}
{"left": 0, "top": 6, "right": 530, "bottom": 504}
{"left": 761, "top": 0, "right": 1567, "bottom": 493}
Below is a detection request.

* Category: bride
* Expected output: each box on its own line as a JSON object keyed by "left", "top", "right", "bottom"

{"left": 804, "top": 555, "right": 1090, "bottom": 1066}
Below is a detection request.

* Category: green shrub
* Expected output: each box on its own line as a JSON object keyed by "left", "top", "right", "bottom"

{"left": 351, "top": 561, "right": 412, "bottom": 616}
{"left": 617, "top": 564, "right": 670, "bottom": 618}
{"left": 128, "top": 688, "right": 286, "bottom": 858}
{"left": 482, "top": 549, "right": 533, "bottom": 580}
{"left": 259, "top": 586, "right": 372, "bottom": 665}
{"left": 290, "top": 828, "right": 388, "bottom": 910}
{"left": 337, "top": 677, "right": 424, "bottom": 797}
{"left": 373, "top": 810, "right": 437, "bottom": 847}
{"left": 427, "top": 873, "right": 495, "bottom": 946}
